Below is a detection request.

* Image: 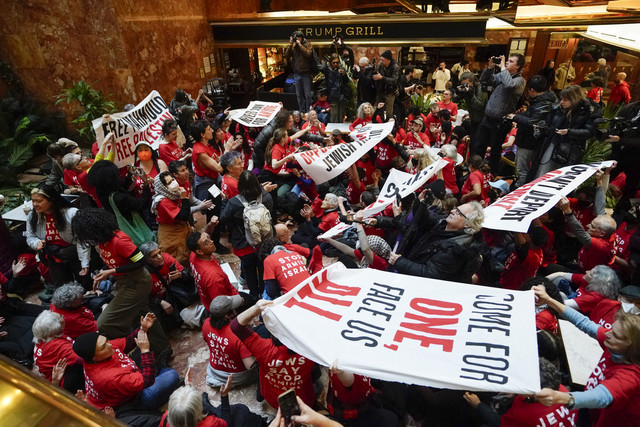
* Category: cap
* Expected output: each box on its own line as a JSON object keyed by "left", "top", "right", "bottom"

{"left": 57, "top": 138, "right": 78, "bottom": 148}
{"left": 73, "top": 332, "right": 101, "bottom": 362}
{"left": 620, "top": 285, "right": 640, "bottom": 301}
{"left": 135, "top": 141, "right": 154, "bottom": 151}
{"left": 209, "top": 294, "right": 243, "bottom": 317}
{"left": 425, "top": 179, "right": 446, "bottom": 200}
{"left": 332, "top": 129, "right": 342, "bottom": 136}
{"left": 381, "top": 50, "right": 393, "bottom": 60}
{"left": 412, "top": 117, "right": 424, "bottom": 128}
{"left": 489, "top": 180, "right": 510, "bottom": 195}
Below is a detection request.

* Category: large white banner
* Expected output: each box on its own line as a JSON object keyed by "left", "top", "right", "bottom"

{"left": 318, "top": 222, "right": 354, "bottom": 240}
{"left": 92, "top": 90, "right": 176, "bottom": 167}
{"left": 483, "top": 161, "right": 614, "bottom": 233}
{"left": 227, "top": 101, "right": 282, "bottom": 127}
{"left": 293, "top": 122, "right": 394, "bottom": 184}
{"left": 359, "top": 159, "right": 447, "bottom": 218}
{"left": 264, "top": 263, "right": 540, "bottom": 393}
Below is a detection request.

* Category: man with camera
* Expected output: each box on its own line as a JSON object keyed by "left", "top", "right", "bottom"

{"left": 455, "top": 72, "right": 487, "bottom": 142}
{"left": 607, "top": 101, "right": 640, "bottom": 203}
{"left": 284, "top": 31, "right": 315, "bottom": 113}
{"left": 373, "top": 50, "right": 400, "bottom": 118}
{"left": 505, "top": 75, "right": 557, "bottom": 187}
{"left": 319, "top": 54, "right": 350, "bottom": 123}
{"left": 475, "top": 54, "right": 526, "bottom": 173}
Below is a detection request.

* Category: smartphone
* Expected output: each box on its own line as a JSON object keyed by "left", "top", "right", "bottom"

{"left": 492, "top": 57, "right": 502, "bottom": 64}
{"left": 278, "top": 389, "right": 301, "bottom": 426}
{"left": 169, "top": 263, "right": 177, "bottom": 272}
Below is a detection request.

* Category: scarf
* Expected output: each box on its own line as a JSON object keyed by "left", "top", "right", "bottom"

{"left": 151, "top": 174, "right": 181, "bottom": 214}
{"left": 358, "top": 235, "right": 391, "bottom": 268}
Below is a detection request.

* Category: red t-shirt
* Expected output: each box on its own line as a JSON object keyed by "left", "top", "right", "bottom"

{"left": 158, "top": 140, "right": 184, "bottom": 165}
{"left": 424, "top": 113, "right": 441, "bottom": 143}
{"left": 588, "top": 87, "right": 603, "bottom": 104}
{"left": 345, "top": 180, "right": 364, "bottom": 206}
{"left": 160, "top": 413, "right": 227, "bottom": 427}
{"left": 589, "top": 299, "right": 620, "bottom": 330}
{"left": 541, "top": 224, "right": 557, "bottom": 267}
{"left": 283, "top": 243, "right": 310, "bottom": 259}
{"left": 441, "top": 157, "right": 458, "bottom": 195}
{"left": 577, "top": 236, "right": 616, "bottom": 272}
{"left": 241, "top": 331, "right": 315, "bottom": 409}
{"left": 349, "top": 116, "right": 381, "bottom": 131}
{"left": 193, "top": 141, "right": 220, "bottom": 179}
{"left": 319, "top": 211, "right": 340, "bottom": 233}
{"left": 98, "top": 231, "right": 139, "bottom": 275}
{"left": 221, "top": 175, "right": 239, "bottom": 199}
{"left": 572, "top": 275, "right": 607, "bottom": 315}
{"left": 189, "top": 252, "right": 239, "bottom": 310}
{"left": 461, "top": 170, "right": 489, "bottom": 203}
{"left": 64, "top": 169, "right": 82, "bottom": 187}
{"left": 354, "top": 249, "right": 388, "bottom": 271}
{"left": 181, "top": 179, "right": 193, "bottom": 199}
{"left": 501, "top": 384, "right": 576, "bottom": 427}
{"left": 50, "top": 305, "right": 97, "bottom": 339}
{"left": 403, "top": 131, "right": 430, "bottom": 149}
{"left": 437, "top": 101, "right": 458, "bottom": 118}
{"left": 375, "top": 143, "right": 398, "bottom": 170}
{"left": 328, "top": 372, "right": 375, "bottom": 419}
{"left": 614, "top": 222, "right": 634, "bottom": 260}
{"left": 568, "top": 198, "right": 596, "bottom": 231}
{"left": 302, "top": 121, "right": 326, "bottom": 136}
{"left": 34, "top": 336, "right": 79, "bottom": 381}
{"left": 45, "top": 214, "right": 70, "bottom": 247}
{"left": 156, "top": 197, "right": 182, "bottom": 225}
{"left": 202, "top": 321, "right": 252, "bottom": 373}
{"left": 83, "top": 345, "right": 144, "bottom": 409}
{"left": 500, "top": 247, "right": 543, "bottom": 290}
{"left": 264, "top": 143, "right": 287, "bottom": 174}
{"left": 263, "top": 250, "right": 310, "bottom": 294}
{"left": 149, "top": 253, "right": 184, "bottom": 299}
{"left": 585, "top": 328, "right": 640, "bottom": 426}
{"left": 356, "top": 159, "right": 376, "bottom": 186}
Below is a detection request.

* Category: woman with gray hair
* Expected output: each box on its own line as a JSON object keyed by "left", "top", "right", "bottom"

{"left": 50, "top": 283, "right": 97, "bottom": 339}
{"left": 32, "top": 311, "right": 83, "bottom": 391}
{"left": 220, "top": 150, "right": 244, "bottom": 199}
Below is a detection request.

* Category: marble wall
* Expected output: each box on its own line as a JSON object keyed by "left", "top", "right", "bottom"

{"left": 0, "top": 0, "right": 216, "bottom": 118}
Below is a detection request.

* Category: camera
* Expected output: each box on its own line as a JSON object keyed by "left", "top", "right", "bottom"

{"left": 595, "top": 116, "right": 632, "bottom": 140}
{"left": 533, "top": 120, "right": 547, "bottom": 140}
{"left": 457, "top": 83, "right": 470, "bottom": 93}
{"left": 492, "top": 57, "right": 502, "bottom": 64}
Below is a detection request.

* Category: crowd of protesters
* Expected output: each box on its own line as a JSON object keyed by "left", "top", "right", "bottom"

{"left": 1, "top": 44, "right": 639, "bottom": 427}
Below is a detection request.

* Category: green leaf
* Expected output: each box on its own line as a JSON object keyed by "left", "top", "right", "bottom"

{"left": 8, "top": 142, "right": 34, "bottom": 168}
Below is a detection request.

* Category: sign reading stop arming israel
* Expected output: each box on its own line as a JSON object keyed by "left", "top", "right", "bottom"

{"left": 263, "top": 263, "right": 540, "bottom": 393}
{"left": 227, "top": 101, "right": 282, "bottom": 127}
{"left": 93, "top": 90, "right": 176, "bottom": 167}
{"left": 483, "top": 161, "right": 615, "bottom": 233}
{"left": 293, "top": 122, "right": 394, "bottom": 184}
{"left": 359, "top": 159, "right": 448, "bottom": 218}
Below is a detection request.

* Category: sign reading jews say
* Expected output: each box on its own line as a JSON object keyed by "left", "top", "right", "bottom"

{"left": 293, "top": 121, "right": 394, "bottom": 184}
{"left": 483, "top": 161, "right": 615, "bottom": 233}
{"left": 263, "top": 263, "right": 540, "bottom": 394}
{"left": 92, "top": 90, "right": 177, "bottom": 168}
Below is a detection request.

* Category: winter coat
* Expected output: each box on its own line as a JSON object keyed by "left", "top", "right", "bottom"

{"left": 220, "top": 190, "right": 273, "bottom": 251}
{"left": 553, "top": 64, "right": 575, "bottom": 90}
{"left": 457, "top": 83, "right": 488, "bottom": 124}
{"left": 284, "top": 40, "right": 314, "bottom": 74}
{"left": 511, "top": 90, "right": 557, "bottom": 150}
{"left": 320, "top": 64, "right": 350, "bottom": 102}
{"left": 480, "top": 68, "right": 526, "bottom": 120}
{"left": 375, "top": 60, "right": 401, "bottom": 95}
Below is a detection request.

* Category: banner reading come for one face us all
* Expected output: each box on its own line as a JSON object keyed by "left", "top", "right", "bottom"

{"left": 263, "top": 263, "right": 540, "bottom": 394}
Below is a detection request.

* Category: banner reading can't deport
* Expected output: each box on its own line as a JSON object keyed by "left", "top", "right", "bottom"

{"left": 92, "top": 91, "right": 178, "bottom": 167}
{"left": 483, "top": 161, "right": 615, "bottom": 233}
{"left": 263, "top": 263, "right": 540, "bottom": 393}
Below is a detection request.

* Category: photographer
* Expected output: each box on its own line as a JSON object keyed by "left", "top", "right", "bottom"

{"left": 432, "top": 62, "right": 451, "bottom": 93}
{"left": 475, "top": 54, "right": 526, "bottom": 173}
{"left": 332, "top": 35, "right": 354, "bottom": 69}
{"left": 607, "top": 101, "right": 640, "bottom": 202}
{"left": 373, "top": 50, "right": 400, "bottom": 118}
{"left": 319, "top": 54, "right": 350, "bottom": 123}
{"left": 505, "top": 75, "right": 557, "bottom": 187}
{"left": 455, "top": 72, "right": 487, "bottom": 142}
{"left": 284, "top": 31, "right": 314, "bottom": 112}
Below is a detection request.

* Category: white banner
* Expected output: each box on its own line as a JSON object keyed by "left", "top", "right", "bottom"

{"left": 317, "top": 222, "right": 354, "bottom": 240}
{"left": 359, "top": 159, "right": 448, "bottom": 218}
{"left": 483, "top": 161, "right": 614, "bottom": 232}
{"left": 264, "top": 263, "right": 540, "bottom": 393}
{"left": 293, "top": 122, "right": 394, "bottom": 184}
{"left": 92, "top": 90, "right": 177, "bottom": 167}
{"left": 227, "top": 101, "right": 282, "bottom": 127}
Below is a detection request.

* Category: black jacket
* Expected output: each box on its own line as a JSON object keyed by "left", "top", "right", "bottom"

{"left": 355, "top": 65, "right": 376, "bottom": 105}
{"left": 320, "top": 64, "right": 350, "bottom": 102}
{"left": 544, "top": 99, "right": 596, "bottom": 149}
{"left": 375, "top": 60, "right": 401, "bottom": 95}
{"left": 220, "top": 190, "right": 273, "bottom": 251}
{"left": 511, "top": 90, "right": 557, "bottom": 150}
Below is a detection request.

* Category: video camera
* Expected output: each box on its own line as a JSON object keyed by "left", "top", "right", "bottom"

{"left": 595, "top": 116, "right": 633, "bottom": 140}
{"left": 457, "top": 83, "right": 470, "bottom": 93}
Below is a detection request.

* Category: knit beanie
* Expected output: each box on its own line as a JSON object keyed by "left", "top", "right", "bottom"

{"left": 73, "top": 332, "right": 100, "bottom": 362}
{"left": 381, "top": 50, "right": 393, "bottom": 61}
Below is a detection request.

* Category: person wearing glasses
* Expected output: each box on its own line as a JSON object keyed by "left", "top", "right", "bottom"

{"left": 387, "top": 192, "right": 484, "bottom": 282}
{"left": 320, "top": 53, "right": 350, "bottom": 123}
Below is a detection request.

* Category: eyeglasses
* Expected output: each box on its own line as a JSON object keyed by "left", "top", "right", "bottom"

{"left": 453, "top": 207, "right": 467, "bottom": 219}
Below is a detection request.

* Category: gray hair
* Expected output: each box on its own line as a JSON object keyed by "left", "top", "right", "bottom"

{"left": 459, "top": 72, "right": 478, "bottom": 85}
{"left": 464, "top": 201, "right": 485, "bottom": 234}
{"left": 62, "top": 153, "right": 81, "bottom": 170}
{"left": 167, "top": 386, "right": 204, "bottom": 427}
{"left": 440, "top": 144, "right": 457, "bottom": 160}
{"left": 356, "top": 102, "right": 374, "bottom": 120}
{"left": 32, "top": 311, "right": 64, "bottom": 343}
{"left": 52, "top": 283, "right": 84, "bottom": 310}
{"left": 359, "top": 57, "right": 370, "bottom": 66}
{"left": 219, "top": 150, "right": 242, "bottom": 174}
{"left": 594, "top": 215, "right": 617, "bottom": 239}
{"left": 139, "top": 241, "right": 160, "bottom": 257}
{"left": 587, "top": 265, "right": 621, "bottom": 299}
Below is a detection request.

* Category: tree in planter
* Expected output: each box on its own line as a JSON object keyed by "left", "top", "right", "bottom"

{"left": 56, "top": 81, "right": 117, "bottom": 145}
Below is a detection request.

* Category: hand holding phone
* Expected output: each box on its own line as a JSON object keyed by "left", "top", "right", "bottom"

{"left": 278, "top": 389, "right": 301, "bottom": 426}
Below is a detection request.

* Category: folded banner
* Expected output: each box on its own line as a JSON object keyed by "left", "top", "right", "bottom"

{"left": 92, "top": 90, "right": 176, "bottom": 167}
{"left": 483, "top": 161, "right": 614, "bottom": 233}
{"left": 318, "top": 222, "right": 354, "bottom": 240}
{"left": 293, "top": 122, "right": 394, "bottom": 184}
{"left": 227, "top": 101, "right": 282, "bottom": 127}
{"left": 359, "top": 159, "right": 448, "bottom": 218}
{"left": 263, "top": 263, "right": 540, "bottom": 393}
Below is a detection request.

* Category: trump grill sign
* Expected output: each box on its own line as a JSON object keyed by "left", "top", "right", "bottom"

{"left": 263, "top": 263, "right": 540, "bottom": 393}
